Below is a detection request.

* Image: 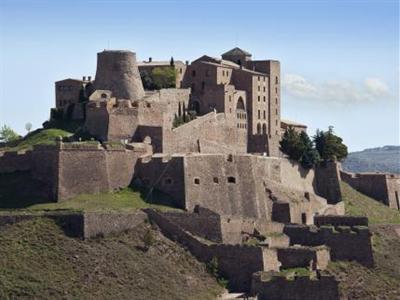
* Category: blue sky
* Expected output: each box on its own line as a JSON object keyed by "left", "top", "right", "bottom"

{"left": 0, "top": 0, "right": 398, "bottom": 151}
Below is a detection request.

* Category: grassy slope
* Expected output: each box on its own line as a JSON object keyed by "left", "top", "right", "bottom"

{"left": 26, "top": 188, "right": 178, "bottom": 212}
{"left": 2, "top": 129, "right": 72, "bottom": 152}
{"left": 340, "top": 181, "right": 400, "bottom": 224}
{"left": 0, "top": 218, "right": 223, "bottom": 300}
{"left": 326, "top": 182, "right": 400, "bottom": 299}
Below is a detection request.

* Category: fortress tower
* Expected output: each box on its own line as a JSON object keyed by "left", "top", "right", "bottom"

{"left": 94, "top": 50, "right": 145, "bottom": 101}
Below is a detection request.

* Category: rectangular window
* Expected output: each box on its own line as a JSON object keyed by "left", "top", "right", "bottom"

{"left": 263, "top": 111, "right": 266, "bottom": 119}
{"left": 227, "top": 176, "right": 236, "bottom": 183}
{"left": 263, "top": 96, "right": 266, "bottom": 102}
{"left": 258, "top": 86, "right": 260, "bottom": 92}
{"left": 258, "top": 110, "right": 261, "bottom": 119}
{"left": 276, "top": 108, "right": 278, "bottom": 115}
{"left": 258, "top": 96, "right": 260, "bottom": 102}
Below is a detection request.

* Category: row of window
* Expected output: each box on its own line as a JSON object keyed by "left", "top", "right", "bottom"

{"left": 257, "top": 76, "right": 266, "bottom": 82}
{"left": 194, "top": 176, "right": 236, "bottom": 185}
{"left": 237, "top": 112, "right": 246, "bottom": 119}
{"left": 237, "top": 123, "right": 247, "bottom": 129}
{"left": 257, "top": 86, "right": 266, "bottom": 92}
{"left": 258, "top": 96, "right": 266, "bottom": 102}
{"left": 258, "top": 110, "right": 267, "bottom": 120}
{"left": 222, "top": 70, "right": 230, "bottom": 77}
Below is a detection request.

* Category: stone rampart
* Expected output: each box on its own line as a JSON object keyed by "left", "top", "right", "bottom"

{"left": 251, "top": 272, "right": 339, "bottom": 300}
{"left": 145, "top": 209, "right": 280, "bottom": 292}
{"left": 277, "top": 245, "right": 330, "bottom": 270}
{"left": 340, "top": 170, "right": 400, "bottom": 209}
{"left": 283, "top": 224, "right": 374, "bottom": 267}
{"left": 314, "top": 215, "right": 368, "bottom": 227}
{"left": 0, "top": 211, "right": 147, "bottom": 239}
{"left": 315, "top": 161, "right": 342, "bottom": 204}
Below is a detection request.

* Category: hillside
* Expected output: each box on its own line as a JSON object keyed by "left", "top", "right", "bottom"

{"left": 342, "top": 145, "right": 400, "bottom": 174}
{"left": 0, "top": 218, "right": 223, "bottom": 300}
{"left": 325, "top": 182, "right": 400, "bottom": 299}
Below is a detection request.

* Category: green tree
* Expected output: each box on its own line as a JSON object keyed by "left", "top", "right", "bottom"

{"left": 280, "top": 127, "right": 304, "bottom": 161}
{"left": 299, "top": 131, "right": 320, "bottom": 169}
{"left": 151, "top": 67, "right": 176, "bottom": 90}
{"left": 314, "top": 126, "right": 348, "bottom": 161}
{"left": 0, "top": 125, "right": 19, "bottom": 143}
{"left": 170, "top": 56, "right": 175, "bottom": 66}
{"left": 280, "top": 128, "right": 319, "bottom": 169}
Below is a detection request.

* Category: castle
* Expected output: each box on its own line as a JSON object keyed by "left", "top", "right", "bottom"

{"left": 0, "top": 48, "right": 390, "bottom": 298}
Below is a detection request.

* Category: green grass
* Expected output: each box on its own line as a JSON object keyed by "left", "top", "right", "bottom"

{"left": 27, "top": 188, "right": 178, "bottom": 212}
{"left": 278, "top": 267, "right": 311, "bottom": 278}
{"left": 0, "top": 218, "right": 223, "bottom": 299}
{"left": 2, "top": 129, "right": 72, "bottom": 152}
{"left": 341, "top": 181, "right": 400, "bottom": 224}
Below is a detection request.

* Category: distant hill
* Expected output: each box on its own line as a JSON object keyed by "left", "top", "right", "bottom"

{"left": 342, "top": 145, "right": 400, "bottom": 174}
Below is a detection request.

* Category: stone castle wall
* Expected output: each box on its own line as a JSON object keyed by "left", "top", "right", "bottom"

{"left": 0, "top": 151, "right": 32, "bottom": 173}
{"left": 315, "top": 161, "right": 342, "bottom": 204}
{"left": 145, "top": 209, "right": 280, "bottom": 292}
{"left": 251, "top": 272, "right": 339, "bottom": 300}
{"left": 283, "top": 224, "right": 374, "bottom": 267}
{"left": 340, "top": 170, "right": 400, "bottom": 209}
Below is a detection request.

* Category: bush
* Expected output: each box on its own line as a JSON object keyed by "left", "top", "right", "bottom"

{"left": 140, "top": 67, "right": 176, "bottom": 90}
{"left": 206, "top": 257, "right": 229, "bottom": 288}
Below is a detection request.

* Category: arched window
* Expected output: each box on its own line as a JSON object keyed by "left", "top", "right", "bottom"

{"left": 257, "top": 123, "right": 261, "bottom": 134}
{"left": 236, "top": 97, "right": 245, "bottom": 111}
{"left": 262, "top": 124, "right": 267, "bottom": 135}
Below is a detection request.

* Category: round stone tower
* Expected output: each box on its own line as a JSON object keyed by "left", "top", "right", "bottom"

{"left": 94, "top": 50, "right": 145, "bottom": 101}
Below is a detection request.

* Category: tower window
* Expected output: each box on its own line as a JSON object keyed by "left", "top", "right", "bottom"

{"left": 263, "top": 96, "right": 266, "bottom": 102}
{"left": 258, "top": 96, "right": 260, "bottom": 102}
{"left": 263, "top": 111, "right": 266, "bottom": 119}
{"left": 213, "top": 177, "right": 219, "bottom": 184}
{"left": 258, "top": 110, "right": 261, "bottom": 119}
{"left": 275, "top": 76, "right": 279, "bottom": 84}
{"left": 194, "top": 178, "right": 200, "bottom": 185}
{"left": 227, "top": 176, "right": 236, "bottom": 183}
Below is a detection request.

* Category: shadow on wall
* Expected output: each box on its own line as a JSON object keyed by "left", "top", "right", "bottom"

{"left": 288, "top": 160, "right": 312, "bottom": 179}
{"left": 0, "top": 171, "right": 53, "bottom": 209}
{"left": 130, "top": 180, "right": 181, "bottom": 209}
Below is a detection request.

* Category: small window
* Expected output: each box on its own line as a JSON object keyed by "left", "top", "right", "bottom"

{"left": 258, "top": 96, "right": 260, "bottom": 102}
{"left": 180, "top": 68, "right": 183, "bottom": 74}
{"left": 258, "top": 76, "right": 260, "bottom": 81}
{"left": 263, "top": 96, "right": 266, "bottom": 102}
{"left": 263, "top": 86, "right": 266, "bottom": 92}
{"left": 276, "top": 119, "right": 278, "bottom": 126}
{"left": 263, "top": 111, "right": 266, "bottom": 119}
{"left": 275, "top": 76, "right": 279, "bottom": 84}
{"left": 301, "top": 213, "right": 307, "bottom": 224}
{"left": 146, "top": 103, "right": 151, "bottom": 108}
{"left": 258, "top": 110, "right": 261, "bottom": 119}
{"left": 276, "top": 108, "right": 278, "bottom": 115}
{"left": 275, "top": 87, "right": 278, "bottom": 93}
{"left": 213, "top": 177, "right": 219, "bottom": 184}
{"left": 229, "top": 95, "right": 232, "bottom": 102}
{"left": 227, "top": 176, "right": 236, "bottom": 183}
{"left": 222, "top": 70, "right": 225, "bottom": 76}
{"left": 275, "top": 98, "right": 278, "bottom": 104}
{"left": 258, "top": 86, "right": 260, "bottom": 92}
{"left": 227, "top": 154, "right": 233, "bottom": 162}
{"left": 194, "top": 178, "right": 200, "bottom": 185}
{"left": 101, "top": 93, "right": 107, "bottom": 99}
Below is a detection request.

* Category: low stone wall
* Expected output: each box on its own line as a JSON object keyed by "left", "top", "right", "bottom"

{"left": 144, "top": 209, "right": 280, "bottom": 292}
{"left": 314, "top": 215, "right": 368, "bottom": 227}
{"left": 283, "top": 224, "right": 374, "bottom": 267}
{"left": 277, "top": 246, "right": 330, "bottom": 270}
{"left": 0, "top": 211, "right": 146, "bottom": 239}
{"left": 83, "top": 211, "right": 147, "bottom": 238}
{"left": 251, "top": 272, "right": 339, "bottom": 300}
{"left": 0, "top": 212, "right": 84, "bottom": 237}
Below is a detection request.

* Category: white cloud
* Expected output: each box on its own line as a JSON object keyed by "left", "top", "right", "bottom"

{"left": 282, "top": 73, "right": 391, "bottom": 104}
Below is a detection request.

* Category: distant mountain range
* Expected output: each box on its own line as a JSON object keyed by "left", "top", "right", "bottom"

{"left": 342, "top": 145, "right": 400, "bottom": 174}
